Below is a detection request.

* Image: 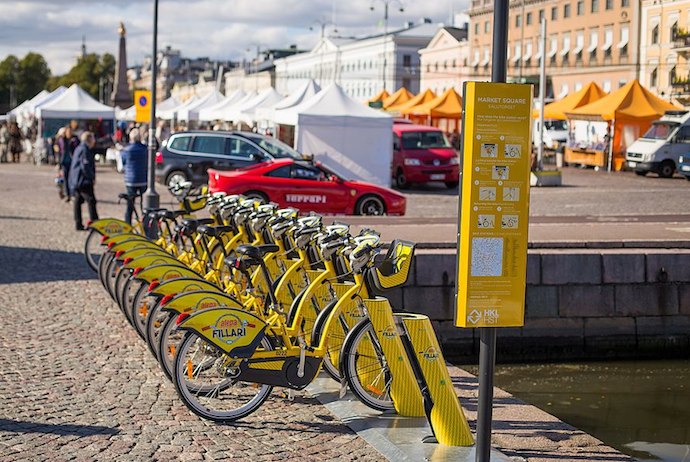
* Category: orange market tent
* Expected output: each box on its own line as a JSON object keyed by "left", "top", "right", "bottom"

{"left": 535, "top": 82, "right": 606, "bottom": 120}
{"left": 382, "top": 87, "right": 413, "bottom": 109}
{"left": 565, "top": 80, "right": 681, "bottom": 171}
{"left": 401, "top": 88, "right": 463, "bottom": 133}
{"left": 368, "top": 89, "right": 390, "bottom": 105}
{"left": 388, "top": 88, "right": 436, "bottom": 114}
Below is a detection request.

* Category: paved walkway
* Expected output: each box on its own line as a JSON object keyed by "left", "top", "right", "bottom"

{"left": 0, "top": 163, "right": 635, "bottom": 461}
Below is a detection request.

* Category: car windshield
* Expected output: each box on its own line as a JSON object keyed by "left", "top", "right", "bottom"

{"left": 245, "top": 135, "right": 303, "bottom": 160}
{"left": 642, "top": 122, "right": 679, "bottom": 140}
{"left": 401, "top": 131, "right": 451, "bottom": 149}
{"left": 544, "top": 120, "right": 568, "bottom": 131}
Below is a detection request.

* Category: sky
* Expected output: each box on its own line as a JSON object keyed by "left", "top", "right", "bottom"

{"left": 0, "top": 0, "right": 468, "bottom": 75}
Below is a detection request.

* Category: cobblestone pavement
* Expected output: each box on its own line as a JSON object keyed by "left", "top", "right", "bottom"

{"left": 0, "top": 163, "right": 384, "bottom": 461}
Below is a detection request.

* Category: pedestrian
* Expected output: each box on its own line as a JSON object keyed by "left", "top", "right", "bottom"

{"left": 120, "top": 128, "right": 148, "bottom": 224}
{"left": 8, "top": 121, "right": 23, "bottom": 163}
{"left": 0, "top": 122, "right": 9, "bottom": 163}
{"left": 58, "top": 126, "right": 79, "bottom": 201}
{"left": 155, "top": 120, "right": 170, "bottom": 144}
{"left": 68, "top": 131, "right": 99, "bottom": 231}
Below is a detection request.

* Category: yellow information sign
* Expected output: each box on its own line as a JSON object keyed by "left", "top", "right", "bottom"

{"left": 455, "top": 82, "right": 533, "bottom": 328}
{"left": 134, "top": 90, "right": 151, "bottom": 123}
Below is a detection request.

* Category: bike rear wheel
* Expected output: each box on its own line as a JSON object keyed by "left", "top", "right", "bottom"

{"left": 340, "top": 319, "right": 395, "bottom": 412}
{"left": 173, "top": 332, "right": 273, "bottom": 422}
{"left": 84, "top": 229, "right": 104, "bottom": 272}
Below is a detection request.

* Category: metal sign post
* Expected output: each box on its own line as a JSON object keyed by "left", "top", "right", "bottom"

{"left": 143, "top": 0, "right": 160, "bottom": 237}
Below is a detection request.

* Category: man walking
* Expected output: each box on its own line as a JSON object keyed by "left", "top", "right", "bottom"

{"left": 68, "top": 131, "right": 99, "bottom": 231}
{"left": 120, "top": 128, "right": 148, "bottom": 224}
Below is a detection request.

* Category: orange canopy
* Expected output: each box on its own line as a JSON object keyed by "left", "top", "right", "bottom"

{"left": 383, "top": 87, "right": 413, "bottom": 109}
{"left": 567, "top": 80, "right": 681, "bottom": 121}
{"left": 535, "top": 82, "right": 606, "bottom": 120}
{"left": 368, "top": 89, "right": 390, "bottom": 104}
{"left": 401, "top": 88, "right": 462, "bottom": 118}
{"left": 388, "top": 88, "right": 436, "bottom": 112}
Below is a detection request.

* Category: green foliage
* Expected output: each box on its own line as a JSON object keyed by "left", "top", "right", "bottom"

{"left": 0, "top": 53, "right": 51, "bottom": 111}
{"left": 47, "top": 52, "right": 115, "bottom": 99}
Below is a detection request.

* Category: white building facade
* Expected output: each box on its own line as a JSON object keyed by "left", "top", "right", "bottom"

{"left": 274, "top": 22, "right": 438, "bottom": 100}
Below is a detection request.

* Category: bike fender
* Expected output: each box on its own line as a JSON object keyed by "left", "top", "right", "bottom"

{"left": 123, "top": 254, "right": 182, "bottom": 271}
{"left": 103, "top": 233, "right": 148, "bottom": 248}
{"left": 88, "top": 218, "right": 134, "bottom": 236}
{"left": 130, "top": 263, "right": 199, "bottom": 283}
{"left": 148, "top": 277, "right": 220, "bottom": 297}
{"left": 115, "top": 246, "right": 168, "bottom": 262}
{"left": 161, "top": 290, "right": 243, "bottom": 315}
{"left": 177, "top": 307, "right": 267, "bottom": 358}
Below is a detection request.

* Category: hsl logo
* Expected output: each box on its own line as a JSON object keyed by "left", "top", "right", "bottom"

{"left": 103, "top": 222, "right": 124, "bottom": 234}
{"left": 422, "top": 346, "right": 439, "bottom": 361}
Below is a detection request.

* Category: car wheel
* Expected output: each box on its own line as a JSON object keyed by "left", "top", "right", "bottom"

{"left": 634, "top": 170, "right": 647, "bottom": 177}
{"left": 243, "top": 190, "right": 268, "bottom": 203}
{"left": 658, "top": 160, "right": 675, "bottom": 179}
{"left": 166, "top": 170, "right": 188, "bottom": 191}
{"left": 685, "top": 175, "right": 690, "bottom": 182}
{"left": 395, "top": 169, "right": 410, "bottom": 189}
{"left": 445, "top": 181, "right": 459, "bottom": 189}
{"left": 356, "top": 195, "right": 386, "bottom": 216}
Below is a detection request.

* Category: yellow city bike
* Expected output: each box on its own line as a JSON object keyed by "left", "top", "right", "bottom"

{"left": 168, "top": 235, "right": 398, "bottom": 422}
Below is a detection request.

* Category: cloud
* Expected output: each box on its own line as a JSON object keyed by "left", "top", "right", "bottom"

{"left": 0, "top": 0, "right": 467, "bottom": 75}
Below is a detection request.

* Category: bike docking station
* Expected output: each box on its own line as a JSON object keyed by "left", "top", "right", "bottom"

{"left": 457, "top": 79, "right": 534, "bottom": 462}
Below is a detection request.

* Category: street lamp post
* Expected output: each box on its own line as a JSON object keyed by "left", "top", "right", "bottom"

{"left": 370, "top": 0, "right": 404, "bottom": 92}
{"left": 143, "top": 0, "right": 160, "bottom": 236}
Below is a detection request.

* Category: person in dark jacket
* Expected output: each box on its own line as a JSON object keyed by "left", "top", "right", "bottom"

{"left": 57, "top": 126, "right": 79, "bottom": 201}
{"left": 68, "top": 131, "right": 99, "bottom": 231}
{"left": 120, "top": 128, "right": 148, "bottom": 224}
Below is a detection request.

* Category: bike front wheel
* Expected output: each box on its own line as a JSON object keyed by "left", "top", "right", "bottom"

{"left": 84, "top": 229, "right": 104, "bottom": 272}
{"left": 340, "top": 319, "right": 395, "bottom": 412}
{"left": 173, "top": 332, "right": 273, "bottom": 422}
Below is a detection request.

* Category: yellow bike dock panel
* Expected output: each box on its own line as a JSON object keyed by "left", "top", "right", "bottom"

{"left": 397, "top": 313, "right": 473, "bottom": 447}
{"left": 366, "top": 297, "right": 425, "bottom": 417}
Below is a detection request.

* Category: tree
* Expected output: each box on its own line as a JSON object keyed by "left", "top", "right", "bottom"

{"left": 0, "top": 55, "right": 21, "bottom": 111}
{"left": 0, "top": 52, "right": 51, "bottom": 112}
{"left": 48, "top": 53, "right": 115, "bottom": 101}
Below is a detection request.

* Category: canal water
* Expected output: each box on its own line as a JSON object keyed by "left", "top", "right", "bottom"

{"left": 469, "top": 360, "right": 690, "bottom": 462}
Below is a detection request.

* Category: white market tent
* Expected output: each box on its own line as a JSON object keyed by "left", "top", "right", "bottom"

{"left": 116, "top": 95, "right": 180, "bottom": 121}
{"left": 158, "top": 95, "right": 198, "bottom": 120}
{"left": 36, "top": 84, "right": 115, "bottom": 119}
{"left": 229, "top": 88, "right": 283, "bottom": 125}
{"left": 176, "top": 90, "right": 225, "bottom": 122}
{"left": 255, "top": 80, "right": 320, "bottom": 125}
{"left": 294, "top": 83, "right": 393, "bottom": 187}
{"left": 198, "top": 89, "right": 246, "bottom": 122}
{"left": 201, "top": 91, "right": 256, "bottom": 122}
{"left": 8, "top": 90, "right": 48, "bottom": 117}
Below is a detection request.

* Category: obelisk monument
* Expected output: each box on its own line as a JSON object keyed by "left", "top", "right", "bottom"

{"left": 111, "top": 22, "right": 132, "bottom": 108}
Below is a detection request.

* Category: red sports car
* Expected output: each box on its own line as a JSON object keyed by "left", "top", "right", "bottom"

{"left": 208, "top": 159, "right": 406, "bottom": 215}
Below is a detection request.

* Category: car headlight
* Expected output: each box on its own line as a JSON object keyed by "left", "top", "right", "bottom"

{"left": 404, "top": 158, "right": 421, "bottom": 166}
{"left": 450, "top": 157, "right": 460, "bottom": 165}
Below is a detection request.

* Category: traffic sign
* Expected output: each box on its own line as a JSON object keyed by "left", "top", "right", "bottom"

{"left": 455, "top": 82, "right": 533, "bottom": 328}
{"left": 134, "top": 90, "right": 151, "bottom": 123}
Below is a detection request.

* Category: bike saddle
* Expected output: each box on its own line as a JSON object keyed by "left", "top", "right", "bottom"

{"left": 197, "top": 224, "right": 235, "bottom": 238}
{"left": 236, "top": 244, "right": 280, "bottom": 263}
{"left": 157, "top": 209, "right": 188, "bottom": 220}
{"left": 118, "top": 192, "right": 141, "bottom": 200}
{"left": 180, "top": 218, "right": 215, "bottom": 232}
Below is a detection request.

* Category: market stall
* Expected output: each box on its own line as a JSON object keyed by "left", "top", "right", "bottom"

{"left": 176, "top": 90, "right": 225, "bottom": 124}
{"left": 382, "top": 87, "right": 413, "bottom": 110}
{"left": 386, "top": 88, "right": 436, "bottom": 116}
{"left": 400, "top": 87, "right": 462, "bottom": 133}
{"left": 565, "top": 80, "right": 679, "bottom": 171}
{"left": 254, "top": 80, "right": 320, "bottom": 133}
{"left": 367, "top": 89, "right": 390, "bottom": 108}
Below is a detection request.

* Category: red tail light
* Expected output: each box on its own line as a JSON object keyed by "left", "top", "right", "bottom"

{"left": 115, "top": 250, "right": 125, "bottom": 258}
{"left": 176, "top": 312, "right": 190, "bottom": 325}
{"left": 148, "top": 280, "right": 160, "bottom": 292}
{"left": 132, "top": 267, "right": 144, "bottom": 277}
{"left": 160, "top": 293, "right": 177, "bottom": 305}
{"left": 123, "top": 257, "right": 133, "bottom": 264}
{"left": 155, "top": 151, "right": 163, "bottom": 164}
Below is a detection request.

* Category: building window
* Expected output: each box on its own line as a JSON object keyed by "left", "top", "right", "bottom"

{"left": 605, "top": 0, "right": 613, "bottom": 9}
{"left": 516, "top": 14, "right": 522, "bottom": 27}
{"left": 577, "top": 0, "right": 584, "bottom": 15}
{"left": 452, "top": 59, "right": 457, "bottom": 68}
{"left": 526, "top": 12, "right": 533, "bottom": 25}
{"left": 621, "top": 0, "right": 629, "bottom": 6}
{"left": 402, "top": 78, "right": 411, "bottom": 89}
{"left": 591, "top": 0, "right": 599, "bottom": 13}
{"left": 650, "top": 68, "right": 657, "bottom": 87}
{"left": 403, "top": 54, "right": 411, "bottom": 67}
{"left": 670, "top": 66, "right": 677, "bottom": 85}
{"left": 651, "top": 24, "right": 659, "bottom": 44}
{"left": 485, "top": 21, "right": 490, "bottom": 33}
{"left": 671, "top": 22, "right": 678, "bottom": 41}
{"left": 475, "top": 23, "right": 479, "bottom": 34}
{"left": 551, "top": 7, "right": 557, "bottom": 20}
{"left": 444, "top": 60, "right": 448, "bottom": 69}
{"left": 564, "top": 4, "right": 571, "bottom": 17}
{"left": 539, "top": 9, "right": 544, "bottom": 22}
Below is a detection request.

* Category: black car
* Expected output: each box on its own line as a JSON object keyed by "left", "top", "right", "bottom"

{"left": 155, "top": 131, "right": 304, "bottom": 189}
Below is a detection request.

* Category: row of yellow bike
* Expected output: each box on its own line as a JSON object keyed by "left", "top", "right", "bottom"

{"left": 83, "top": 182, "right": 473, "bottom": 446}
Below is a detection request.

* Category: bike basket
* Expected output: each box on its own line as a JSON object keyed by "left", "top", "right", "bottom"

{"left": 369, "top": 240, "right": 415, "bottom": 291}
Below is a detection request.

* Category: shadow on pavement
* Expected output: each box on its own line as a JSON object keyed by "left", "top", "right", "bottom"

{"left": 0, "top": 418, "right": 119, "bottom": 436}
{"left": 0, "top": 246, "right": 94, "bottom": 284}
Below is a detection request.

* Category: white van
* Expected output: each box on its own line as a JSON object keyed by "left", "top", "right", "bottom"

{"left": 533, "top": 119, "right": 569, "bottom": 150}
{"left": 625, "top": 110, "right": 690, "bottom": 178}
